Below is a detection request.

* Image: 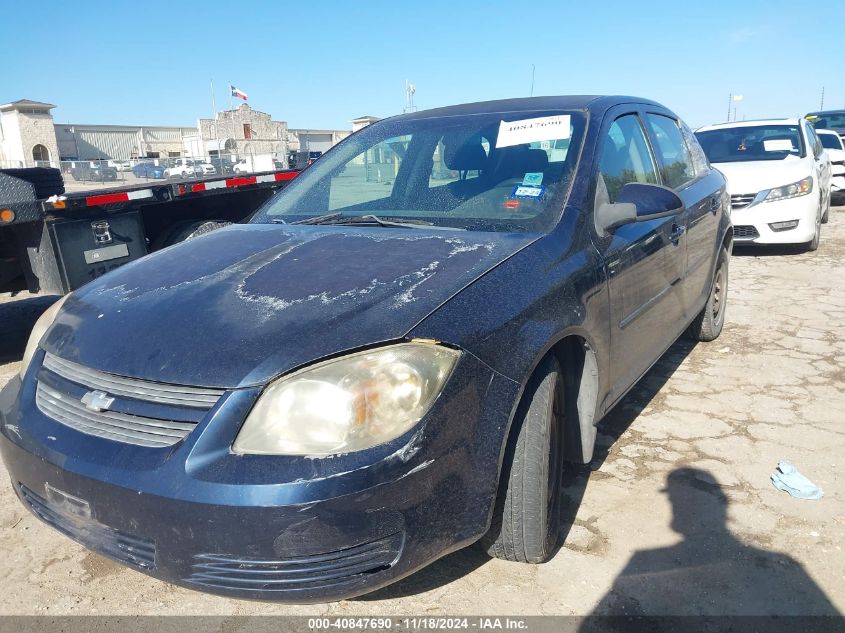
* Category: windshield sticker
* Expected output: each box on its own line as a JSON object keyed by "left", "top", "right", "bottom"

{"left": 522, "top": 172, "right": 544, "bottom": 186}
{"left": 511, "top": 185, "right": 545, "bottom": 199}
{"left": 763, "top": 139, "right": 794, "bottom": 152}
{"left": 496, "top": 115, "right": 571, "bottom": 148}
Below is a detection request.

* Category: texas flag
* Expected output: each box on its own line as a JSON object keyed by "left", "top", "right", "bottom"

{"left": 230, "top": 85, "right": 248, "bottom": 101}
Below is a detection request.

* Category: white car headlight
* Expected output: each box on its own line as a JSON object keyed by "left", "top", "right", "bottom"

{"left": 765, "top": 177, "right": 813, "bottom": 202}
{"left": 20, "top": 295, "right": 69, "bottom": 379}
{"left": 232, "top": 342, "right": 461, "bottom": 456}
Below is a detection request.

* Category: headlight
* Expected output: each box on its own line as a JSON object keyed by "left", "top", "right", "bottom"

{"left": 765, "top": 177, "right": 813, "bottom": 202}
{"left": 20, "top": 295, "right": 69, "bottom": 378}
{"left": 232, "top": 342, "right": 461, "bottom": 456}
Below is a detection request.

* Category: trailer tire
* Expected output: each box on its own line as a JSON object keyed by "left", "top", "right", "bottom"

{"left": 0, "top": 168, "right": 64, "bottom": 198}
{"left": 152, "top": 220, "right": 233, "bottom": 250}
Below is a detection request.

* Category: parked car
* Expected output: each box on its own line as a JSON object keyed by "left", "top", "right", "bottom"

{"left": 108, "top": 160, "right": 133, "bottom": 172}
{"left": 816, "top": 129, "right": 845, "bottom": 201}
{"left": 696, "top": 118, "right": 831, "bottom": 250}
{"left": 209, "top": 157, "right": 235, "bottom": 175}
{"left": 1, "top": 96, "right": 731, "bottom": 603}
{"left": 164, "top": 158, "right": 196, "bottom": 179}
{"left": 192, "top": 161, "right": 217, "bottom": 177}
{"left": 806, "top": 110, "right": 845, "bottom": 139}
{"left": 131, "top": 161, "right": 166, "bottom": 179}
{"left": 69, "top": 162, "right": 118, "bottom": 182}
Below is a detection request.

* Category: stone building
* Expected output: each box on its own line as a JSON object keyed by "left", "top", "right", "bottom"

{"left": 196, "top": 104, "right": 287, "bottom": 159}
{"left": 0, "top": 100, "right": 61, "bottom": 167}
{"left": 0, "top": 97, "right": 360, "bottom": 168}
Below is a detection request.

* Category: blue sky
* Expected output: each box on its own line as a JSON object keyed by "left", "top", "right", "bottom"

{"left": 2, "top": 0, "right": 841, "bottom": 130}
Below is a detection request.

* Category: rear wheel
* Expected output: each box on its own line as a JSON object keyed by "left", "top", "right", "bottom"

{"left": 482, "top": 355, "right": 563, "bottom": 563}
{"left": 688, "top": 247, "right": 729, "bottom": 342}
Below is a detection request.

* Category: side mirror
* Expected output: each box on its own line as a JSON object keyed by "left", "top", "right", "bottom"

{"left": 596, "top": 182, "right": 684, "bottom": 234}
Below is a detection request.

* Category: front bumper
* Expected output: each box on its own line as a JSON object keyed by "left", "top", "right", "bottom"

{"left": 0, "top": 352, "right": 518, "bottom": 602}
{"left": 731, "top": 194, "right": 818, "bottom": 245}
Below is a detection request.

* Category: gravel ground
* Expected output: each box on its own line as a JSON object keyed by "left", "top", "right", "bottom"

{"left": 0, "top": 208, "right": 843, "bottom": 617}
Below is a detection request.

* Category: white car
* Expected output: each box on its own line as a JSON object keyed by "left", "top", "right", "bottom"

{"left": 163, "top": 158, "right": 196, "bottom": 179}
{"left": 192, "top": 161, "right": 217, "bottom": 177}
{"left": 696, "top": 119, "right": 831, "bottom": 251}
{"left": 108, "top": 160, "right": 133, "bottom": 172}
{"left": 816, "top": 128, "right": 845, "bottom": 200}
{"left": 232, "top": 158, "right": 250, "bottom": 174}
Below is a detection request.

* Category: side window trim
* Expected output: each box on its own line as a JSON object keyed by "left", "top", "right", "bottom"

{"left": 593, "top": 109, "right": 661, "bottom": 205}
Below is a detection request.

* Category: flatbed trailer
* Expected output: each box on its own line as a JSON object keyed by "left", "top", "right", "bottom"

{"left": 0, "top": 168, "right": 298, "bottom": 294}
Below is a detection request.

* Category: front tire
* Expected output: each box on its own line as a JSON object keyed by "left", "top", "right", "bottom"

{"left": 688, "top": 247, "right": 729, "bottom": 342}
{"left": 821, "top": 193, "right": 830, "bottom": 224}
{"left": 806, "top": 204, "right": 821, "bottom": 252}
{"left": 482, "top": 355, "right": 563, "bottom": 563}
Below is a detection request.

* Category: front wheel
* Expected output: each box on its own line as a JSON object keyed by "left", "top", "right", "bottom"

{"left": 688, "top": 247, "right": 729, "bottom": 342}
{"left": 806, "top": 204, "right": 821, "bottom": 252}
{"left": 482, "top": 355, "right": 563, "bottom": 563}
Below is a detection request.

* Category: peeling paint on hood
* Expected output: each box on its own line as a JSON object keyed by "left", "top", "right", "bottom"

{"left": 43, "top": 224, "right": 533, "bottom": 388}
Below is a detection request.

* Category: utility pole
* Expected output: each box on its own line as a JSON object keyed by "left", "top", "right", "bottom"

{"left": 530, "top": 64, "right": 535, "bottom": 97}
{"left": 727, "top": 94, "right": 732, "bottom": 122}
{"left": 820, "top": 86, "right": 825, "bottom": 111}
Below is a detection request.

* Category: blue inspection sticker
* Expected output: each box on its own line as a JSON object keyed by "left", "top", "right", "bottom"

{"left": 522, "top": 172, "right": 544, "bottom": 186}
{"left": 511, "top": 185, "right": 545, "bottom": 199}
{"left": 522, "top": 171, "right": 543, "bottom": 186}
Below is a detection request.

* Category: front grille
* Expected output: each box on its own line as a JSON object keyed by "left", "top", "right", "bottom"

{"left": 36, "top": 353, "right": 225, "bottom": 448}
{"left": 20, "top": 484, "right": 156, "bottom": 569}
{"left": 734, "top": 225, "right": 760, "bottom": 240}
{"left": 43, "top": 353, "right": 223, "bottom": 408}
{"left": 36, "top": 382, "right": 197, "bottom": 447}
{"left": 185, "top": 532, "right": 403, "bottom": 593}
{"left": 731, "top": 193, "right": 756, "bottom": 209}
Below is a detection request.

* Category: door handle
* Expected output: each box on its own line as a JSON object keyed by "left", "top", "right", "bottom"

{"left": 669, "top": 225, "right": 686, "bottom": 242}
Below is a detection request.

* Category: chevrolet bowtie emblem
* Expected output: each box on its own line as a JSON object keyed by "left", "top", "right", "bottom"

{"left": 81, "top": 390, "right": 115, "bottom": 412}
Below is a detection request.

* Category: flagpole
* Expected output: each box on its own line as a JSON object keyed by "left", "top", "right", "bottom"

{"left": 229, "top": 81, "right": 235, "bottom": 162}
{"left": 210, "top": 79, "right": 219, "bottom": 161}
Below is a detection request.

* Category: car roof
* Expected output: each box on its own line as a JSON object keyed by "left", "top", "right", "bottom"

{"left": 806, "top": 109, "right": 845, "bottom": 116}
{"left": 389, "top": 95, "right": 666, "bottom": 122}
{"left": 816, "top": 128, "right": 840, "bottom": 136}
{"left": 697, "top": 118, "right": 803, "bottom": 132}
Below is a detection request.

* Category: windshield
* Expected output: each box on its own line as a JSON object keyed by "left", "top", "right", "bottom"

{"left": 807, "top": 112, "right": 845, "bottom": 130}
{"left": 818, "top": 133, "right": 843, "bottom": 150}
{"left": 695, "top": 125, "right": 804, "bottom": 163}
{"left": 251, "top": 110, "right": 586, "bottom": 232}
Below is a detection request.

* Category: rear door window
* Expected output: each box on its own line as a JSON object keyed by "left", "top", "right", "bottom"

{"left": 645, "top": 114, "right": 695, "bottom": 189}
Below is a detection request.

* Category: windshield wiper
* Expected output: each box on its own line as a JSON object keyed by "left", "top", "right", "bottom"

{"left": 276, "top": 213, "right": 464, "bottom": 230}
{"left": 289, "top": 212, "right": 343, "bottom": 225}
{"left": 331, "top": 215, "right": 466, "bottom": 230}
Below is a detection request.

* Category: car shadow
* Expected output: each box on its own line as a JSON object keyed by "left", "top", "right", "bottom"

{"left": 578, "top": 467, "right": 840, "bottom": 630}
{"left": 732, "top": 243, "right": 810, "bottom": 257}
{"left": 0, "top": 294, "right": 60, "bottom": 364}
{"left": 362, "top": 337, "right": 698, "bottom": 602}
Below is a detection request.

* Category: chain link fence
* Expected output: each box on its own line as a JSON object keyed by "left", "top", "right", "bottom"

{"left": 0, "top": 152, "right": 291, "bottom": 194}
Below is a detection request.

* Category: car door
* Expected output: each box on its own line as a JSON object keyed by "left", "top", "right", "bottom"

{"left": 591, "top": 110, "right": 688, "bottom": 404}
{"left": 644, "top": 112, "right": 719, "bottom": 313}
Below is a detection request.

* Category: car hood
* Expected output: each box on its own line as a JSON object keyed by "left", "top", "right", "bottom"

{"left": 713, "top": 157, "right": 811, "bottom": 195}
{"left": 43, "top": 224, "right": 533, "bottom": 388}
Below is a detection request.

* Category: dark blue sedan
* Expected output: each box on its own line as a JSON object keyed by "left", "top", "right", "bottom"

{"left": 0, "top": 96, "right": 732, "bottom": 602}
{"left": 131, "top": 161, "right": 166, "bottom": 179}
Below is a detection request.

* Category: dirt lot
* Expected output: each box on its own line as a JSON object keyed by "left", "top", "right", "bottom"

{"left": 0, "top": 209, "right": 843, "bottom": 617}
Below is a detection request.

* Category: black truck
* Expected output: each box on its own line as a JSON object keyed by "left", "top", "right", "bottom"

{"left": 0, "top": 167, "right": 298, "bottom": 295}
